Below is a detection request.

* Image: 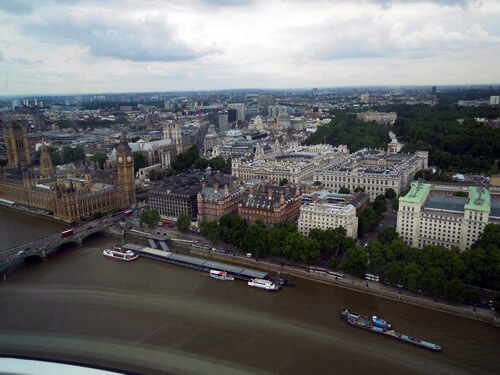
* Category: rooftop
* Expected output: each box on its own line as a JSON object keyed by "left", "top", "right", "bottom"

{"left": 423, "top": 195, "right": 468, "bottom": 213}
{"left": 465, "top": 186, "right": 490, "bottom": 212}
{"left": 399, "top": 182, "right": 431, "bottom": 204}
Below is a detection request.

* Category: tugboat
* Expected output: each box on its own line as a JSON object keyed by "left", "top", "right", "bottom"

{"left": 341, "top": 308, "right": 442, "bottom": 352}
{"left": 103, "top": 246, "right": 139, "bottom": 261}
{"left": 209, "top": 270, "right": 234, "bottom": 281}
{"left": 248, "top": 278, "right": 280, "bottom": 291}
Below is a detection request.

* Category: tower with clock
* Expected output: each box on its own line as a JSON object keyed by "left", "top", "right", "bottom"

{"left": 116, "top": 133, "right": 136, "bottom": 208}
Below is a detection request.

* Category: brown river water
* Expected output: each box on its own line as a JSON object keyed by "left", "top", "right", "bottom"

{"left": 0, "top": 207, "right": 499, "bottom": 374}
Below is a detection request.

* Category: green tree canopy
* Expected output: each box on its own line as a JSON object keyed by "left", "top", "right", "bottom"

{"left": 338, "top": 186, "right": 350, "bottom": 194}
{"left": 385, "top": 188, "right": 397, "bottom": 199}
{"left": 140, "top": 209, "right": 160, "bottom": 228}
{"left": 91, "top": 151, "right": 107, "bottom": 169}
{"left": 340, "top": 246, "right": 368, "bottom": 277}
{"left": 176, "top": 213, "right": 191, "bottom": 232}
{"left": 133, "top": 151, "right": 148, "bottom": 171}
{"left": 279, "top": 178, "right": 288, "bottom": 186}
{"left": 62, "top": 146, "right": 86, "bottom": 164}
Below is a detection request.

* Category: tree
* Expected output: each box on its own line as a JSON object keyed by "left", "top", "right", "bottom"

{"left": 92, "top": 211, "right": 105, "bottom": 220}
{"left": 392, "top": 199, "right": 399, "bottom": 211}
{"left": 241, "top": 221, "right": 269, "bottom": 257}
{"left": 91, "top": 151, "right": 107, "bottom": 169}
{"left": 62, "top": 146, "right": 86, "bottom": 164}
{"left": 338, "top": 186, "right": 350, "bottom": 194}
{"left": 327, "top": 257, "right": 338, "bottom": 270}
{"left": 313, "top": 180, "right": 322, "bottom": 186}
{"left": 133, "top": 151, "right": 148, "bottom": 171}
{"left": 0, "top": 158, "right": 7, "bottom": 167}
{"left": 279, "top": 178, "right": 288, "bottom": 186}
{"left": 340, "top": 246, "right": 367, "bottom": 277}
{"left": 176, "top": 213, "right": 191, "bottom": 232}
{"left": 385, "top": 188, "right": 397, "bottom": 199}
{"left": 354, "top": 186, "right": 365, "bottom": 192}
{"left": 358, "top": 206, "right": 380, "bottom": 236}
{"left": 373, "top": 195, "right": 387, "bottom": 215}
{"left": 377, "top": 227, "right": 398, "bottom": 244}
{"left": 199, "top": 220, "right": 222, "bottom": 243}
{"left": 140, "top": 209, "right": 160, "bottom": 228}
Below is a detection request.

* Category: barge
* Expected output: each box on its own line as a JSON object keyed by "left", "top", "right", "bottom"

{"left": 341, "top": 308, "right": 442, "bottom": 352}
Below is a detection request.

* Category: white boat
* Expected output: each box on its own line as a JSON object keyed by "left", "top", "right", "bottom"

{"left": 103, "top": 247, "right": 139, "bottom": 261}
{"left": 248, "top": 278, "right": 280, "bottom": 291}
{"left": 209, "top": 270, "right": 234, "bottom": 281}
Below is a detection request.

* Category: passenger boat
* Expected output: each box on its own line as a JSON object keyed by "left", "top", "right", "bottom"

{"left": 248, "top": 278, "right": 280, "bottom": 291}
{"left": 209, "top": 270, "right": 234, "bottom": 281}
{"left": 341, "top": 308, "right": 442, "bottom": 352}
{"left": 103, "top": 247, "right": 139, "bottom": 261}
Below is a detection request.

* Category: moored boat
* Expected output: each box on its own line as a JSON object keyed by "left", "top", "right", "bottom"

{"left": 248, "top": 278, "right": 280, "bottom": 291}
{"left": 209, "top": 269, "right": 234, "bottom": 281}
{"left": 340, "top": 308, "right": 442, "bottom": 352}
{"left": 103, "top": 247, "right": 139, "bottom": 261}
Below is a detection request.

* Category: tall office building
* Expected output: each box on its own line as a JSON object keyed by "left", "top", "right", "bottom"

{"left": 397, "top": 183, "right": 498, "bottom": 250}
{"left": 227, "top": 108, "right": 237, "bottom": 123}
{"left": 227, "top": 103, "right": 245, "bottom": 121}
{"left": 360, "top": 93, "right": 370, "bottom": 103}
{"left": 257, "top": 95, "right": 275, "bottom": 108}
{"left": 490, "top": 96, "right": 500, "bottom": 106}
{"left": 431, "top": 86, "right": 437, "bottom": 96}
{"left": 218, "top": 111, "right": 229, "bottom": 132}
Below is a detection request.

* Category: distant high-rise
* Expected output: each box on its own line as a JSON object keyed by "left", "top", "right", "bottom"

{"left": 312, "top": 88, "right": 318, "bottom": 96}
{"left": 257, "top": 95, "right": 275, "bottom": 108}
{"left": 227, "top": 108, "right": 237, "bottom": 123}
{"left": 490, "top": 96, "right": 499, "bottom": 106}
{"left": 218, "top": 111, "right": 229, "bottom": 132}
{"left": 432, "top": 86, "right": 437, "bottom": 96}
{"left": 11, "top": 100, "right": 20, "bottom": 111}
{"left": 227, "top": 103, "right": 245, "bottom": 122}
{"left": 360, "top": 93, "right": 369, "bottom": 103}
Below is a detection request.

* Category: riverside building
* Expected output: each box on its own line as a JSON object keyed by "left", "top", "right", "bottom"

{"left": 298, "top": 191, "right": 361, "bottom": 238}
{"left": 397, "top": 182, "right": 499, "bottom": 250}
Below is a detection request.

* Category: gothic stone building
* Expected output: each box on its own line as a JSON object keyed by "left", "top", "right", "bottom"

{"left": 0, "top": 122, "right": 136, "bottom": 223}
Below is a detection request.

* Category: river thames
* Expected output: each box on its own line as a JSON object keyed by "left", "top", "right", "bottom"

{"left": 0, "top": 207, "right": 498, "bottom": 374}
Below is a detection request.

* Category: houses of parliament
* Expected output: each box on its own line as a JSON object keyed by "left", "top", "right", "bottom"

{"left": 0, "top": 120, "right": 136, "bottom": 223}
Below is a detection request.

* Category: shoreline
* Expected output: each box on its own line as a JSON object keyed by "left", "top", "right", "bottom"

{"left": 0, "top": 204, "right": 69, "bottom": 226}
{"left": 189, "top": 248, "right": 499, "bottom": 327}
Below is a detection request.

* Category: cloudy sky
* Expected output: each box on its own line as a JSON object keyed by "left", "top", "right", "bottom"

{"left": 1, "top": 0, "right": 499, "bottom": 95}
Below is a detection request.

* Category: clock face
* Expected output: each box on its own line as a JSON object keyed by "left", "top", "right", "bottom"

{"left": 127, "top": 156, "right": 132, "bottom": 163}
{"left": 118, "top": 156, "right": 123, "bottom": 163}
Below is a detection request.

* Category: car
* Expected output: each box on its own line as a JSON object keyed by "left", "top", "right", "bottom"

{"left": 17, "top": 250, "right": 26, "bottom": 256}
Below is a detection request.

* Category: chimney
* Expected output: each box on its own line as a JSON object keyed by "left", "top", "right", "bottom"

{"left": 214, "top": 183, "right": 219, "bottom": 192}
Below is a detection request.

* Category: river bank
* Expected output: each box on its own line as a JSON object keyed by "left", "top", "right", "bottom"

{"left": 189, "top": 248, "right": 499, "bottom": 327}
{"left": 0, "top": 203, "right": 69, "bottom": 226}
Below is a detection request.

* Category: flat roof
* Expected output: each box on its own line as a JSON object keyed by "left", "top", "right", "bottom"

{"left": 490, "top": 200, "right": 500, "bottom": 219}
{"left": 124, "top": 244, "right": 268, "bottom": 279}
{"left": 399, "top": 182, "right": 431, "bottom": 204}
{"left": 423, "top": 195, "right": 467, "bottom": 213}
{"left": 465, "top": 186, "right": 490, "bottom": 212}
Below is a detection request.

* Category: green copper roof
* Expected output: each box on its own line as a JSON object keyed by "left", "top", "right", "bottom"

{"left": 465, "top": 186, "right": 490, "bottom": 212}
{"left": 399, "top": 182, "right": 431, "bottom": 204}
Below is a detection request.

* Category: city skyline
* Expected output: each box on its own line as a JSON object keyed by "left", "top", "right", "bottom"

{"left": 1, "top": 0, "right": 500, "bottom": 95}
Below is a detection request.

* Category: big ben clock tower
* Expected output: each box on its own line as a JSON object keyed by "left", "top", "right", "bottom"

{"left": 116, "top": 133, "right": 136, "bottom": 208}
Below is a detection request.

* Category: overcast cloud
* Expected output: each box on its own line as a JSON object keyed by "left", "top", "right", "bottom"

{"left": 1, "top": 0, "right": 499, "bottom": 95}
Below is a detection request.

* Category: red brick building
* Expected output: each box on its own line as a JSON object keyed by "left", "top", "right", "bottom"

{"left": 197, "top": 181, "right": 241, "bottom": 222}
{"left": 238, "top": 184, "right": 301, "bottom": 227}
